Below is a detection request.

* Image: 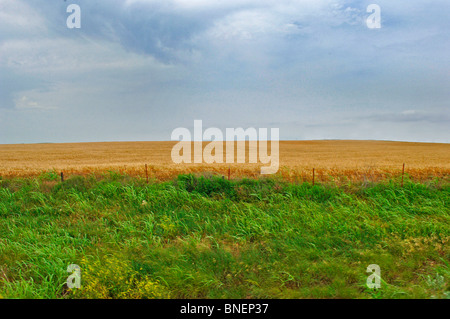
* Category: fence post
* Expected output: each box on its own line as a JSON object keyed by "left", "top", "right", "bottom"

{"left": 228, "top": 167, "right": 231, "bottom": 180}
{"left": 401, "top": 163, "right": 405, "bottom": 187}
{"left": 312, "top": 168, "right": 315, "bottom": 186}
{"left": 145, "top": 164, "right": 149, "bottom": 184}
{"left": 60, "top": 172, "right": 64, "bottom": 183}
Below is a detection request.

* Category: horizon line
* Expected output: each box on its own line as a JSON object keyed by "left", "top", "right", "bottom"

{"left": 0, "top": 139, "right": 449, "bottom": 146}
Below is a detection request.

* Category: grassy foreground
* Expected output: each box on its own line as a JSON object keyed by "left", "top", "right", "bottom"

{"left": 0, "top": 172, "right": 448, "bottom": 299}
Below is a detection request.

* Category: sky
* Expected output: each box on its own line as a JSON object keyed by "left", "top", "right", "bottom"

{"left": 0, "top": 0, "right": 449, "bottom": 144}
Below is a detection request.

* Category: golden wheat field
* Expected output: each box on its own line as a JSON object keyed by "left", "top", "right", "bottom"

{"left": 0, "top": 140, "right": 449, "bottom": 182}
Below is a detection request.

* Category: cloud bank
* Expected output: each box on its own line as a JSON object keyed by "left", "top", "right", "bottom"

{"left": 0, "top": 0, "right": 449, "bottom": 143}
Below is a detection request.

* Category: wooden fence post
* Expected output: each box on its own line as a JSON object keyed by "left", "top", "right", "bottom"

{"left": 145, "top": 164, "right": 149, "bottom": 184}
{"left": 60, "top": 172, "right": 64, "bottom": 183}
{"left": 312, "top": 168, "right": 315, "bottom": 186}
{"left": 401, "top": 163, "right": 405, "bottom": 187}
{"left": 228, "top": 167, "right": 231, "bottom": 180}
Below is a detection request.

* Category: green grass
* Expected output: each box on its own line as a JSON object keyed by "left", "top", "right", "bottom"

{"left": 0, "top": 173, "right": 448, "bottom": 299}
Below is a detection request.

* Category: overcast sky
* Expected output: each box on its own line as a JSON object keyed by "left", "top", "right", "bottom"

{"left": 0, "top": 0, "right": 449, "bottom": 144}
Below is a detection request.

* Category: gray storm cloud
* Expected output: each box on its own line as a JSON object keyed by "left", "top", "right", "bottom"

{"left": 0, "top": 0, "right": 449, "bottom": 143}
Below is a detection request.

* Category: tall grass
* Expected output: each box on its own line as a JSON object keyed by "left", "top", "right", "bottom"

{"left": 0, "top": 173, "right": 448, "bottom": 299}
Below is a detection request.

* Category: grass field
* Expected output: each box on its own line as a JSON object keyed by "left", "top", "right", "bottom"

{"left": 0, "top": 140, "right": 449, "bottom": 181}
{"left": 0, "top": 173, "right": 449, "bottom": 299}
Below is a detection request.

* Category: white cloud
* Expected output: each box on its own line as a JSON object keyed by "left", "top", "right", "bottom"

{"left": 14, "top": 94, "right": 55, "bottom": 110}
{"left": 0, "top": 37, "right": 169, "bottom": 74}
{"left": 0, "top": 0, "right": 47, "bottom": 34}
